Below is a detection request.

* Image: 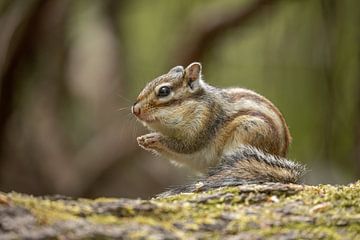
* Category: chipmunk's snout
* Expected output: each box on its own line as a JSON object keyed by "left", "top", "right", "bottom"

{"left": 132, "top": 101, "right": 157, "bottom": 123}
{"left": 132, "top": 102, "right": 141, "bottom": 116}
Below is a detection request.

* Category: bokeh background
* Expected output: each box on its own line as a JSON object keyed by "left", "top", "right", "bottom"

{"left": 0, "top": 0, "right": 359, "bottom": 199}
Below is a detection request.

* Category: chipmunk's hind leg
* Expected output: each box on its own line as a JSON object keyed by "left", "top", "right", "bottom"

{"left": 223, "top": 115, "right": 283, "bottom": 157}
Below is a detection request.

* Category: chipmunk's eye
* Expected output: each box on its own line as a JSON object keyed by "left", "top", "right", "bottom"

{"left": 157, "top": 86, "right": 171, "bottom": 97}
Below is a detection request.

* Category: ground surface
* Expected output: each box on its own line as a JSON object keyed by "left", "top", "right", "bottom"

{"left": 0, "top": 181, "right": 359, "bottom": 239}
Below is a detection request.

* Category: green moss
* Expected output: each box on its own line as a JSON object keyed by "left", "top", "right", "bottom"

{"left": 9, "top": 192, "right": 87, "bottom": 223}
{"left": 87, "top": 214, "right": 122, "bottom": 224}
{"left": 1, "top": 181, "right": 360, "bottom": 239}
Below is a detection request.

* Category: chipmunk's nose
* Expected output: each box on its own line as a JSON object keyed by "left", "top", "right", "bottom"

{"left": 131, "top": 103, "right": 141, "bottom": 116}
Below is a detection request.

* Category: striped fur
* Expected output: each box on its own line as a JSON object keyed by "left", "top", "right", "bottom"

{"left": 158, "top": 146, "right": 306, "bottom": 197}
{"left": 133, "top": 63, "right": 304, "bottom": 194}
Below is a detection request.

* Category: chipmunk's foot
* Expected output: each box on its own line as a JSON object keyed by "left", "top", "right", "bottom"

{"left": 137, "top": 132, "right": 163, "bottom": 151}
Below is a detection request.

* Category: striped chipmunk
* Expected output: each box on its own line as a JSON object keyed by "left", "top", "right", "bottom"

{"left": 132, "top": 62, "right": 305, "bottom": 196}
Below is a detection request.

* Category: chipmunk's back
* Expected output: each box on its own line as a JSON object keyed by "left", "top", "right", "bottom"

{"left": 221, "top": 87, "right": 291, "bottom": 157}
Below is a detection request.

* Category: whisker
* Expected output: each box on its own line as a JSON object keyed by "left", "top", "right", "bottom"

{"left": 125, "top": 113, "right": 133, "bottom": 122}
{"left": 133, "top": 123, "right": 138, "bottom": 139}
{"left": 116, "top": 106, "right": 131, "bottom": 112}
{"left": 117, "top": 94, "right": 132, "bottom": 103}
{"left": 130, "top": 116, "right": 141, "bottom": 140}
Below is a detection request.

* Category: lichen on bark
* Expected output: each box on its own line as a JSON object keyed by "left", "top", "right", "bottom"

{"left": 0, "top": 181, "right": 359, "bottom": 239}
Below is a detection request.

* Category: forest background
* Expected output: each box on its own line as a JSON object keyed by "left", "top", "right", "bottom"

{"left": 0, "top": 0, "right": 359, "bottom": 198}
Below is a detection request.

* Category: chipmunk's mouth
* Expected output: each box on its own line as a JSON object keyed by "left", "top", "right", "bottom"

{"left": 141, "top": 117, "right": 158, "bottom": 123}
{"left": 135, "top": 114, "right": 158, "bottom": 124}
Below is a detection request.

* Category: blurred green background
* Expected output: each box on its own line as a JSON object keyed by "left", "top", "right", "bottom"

{"left": 0, "top": 0, "right": 359, "bottom": 198}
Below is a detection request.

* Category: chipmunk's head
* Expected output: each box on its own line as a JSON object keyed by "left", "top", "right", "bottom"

{"left": 132, "top": 62, "right": 205, "bottom": 135}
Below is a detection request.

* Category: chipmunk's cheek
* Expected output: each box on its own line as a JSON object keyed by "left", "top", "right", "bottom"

{"left": 160, "top": 111, "right": 182, "bottom": 126}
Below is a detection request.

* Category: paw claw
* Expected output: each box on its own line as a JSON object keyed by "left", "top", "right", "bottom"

{"left": 137, "top": 133, "right": 162, "bottom": 150}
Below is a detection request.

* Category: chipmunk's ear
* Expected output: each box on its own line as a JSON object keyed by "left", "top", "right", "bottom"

{"left": 168, "top": 65, "right": 184, "bottom": 74}
{"left": 184, "top": 62, "right": 202, "bottom": 90}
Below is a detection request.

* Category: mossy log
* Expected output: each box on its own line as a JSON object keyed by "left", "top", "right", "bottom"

{"left": 1, "top": 181, "right": 359, "bottom": 239}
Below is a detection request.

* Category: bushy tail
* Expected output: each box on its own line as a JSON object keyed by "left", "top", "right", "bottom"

{"left": 158, "top": 146, "right": 306, "bottom": 197}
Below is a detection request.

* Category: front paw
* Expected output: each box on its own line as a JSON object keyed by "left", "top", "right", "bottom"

{"left": 137, "top": 133, "right": 163, "bottom": 151}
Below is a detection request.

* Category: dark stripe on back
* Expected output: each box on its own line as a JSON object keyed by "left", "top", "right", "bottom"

{"left": 228, "top": 91, "right": 290, "bottom": 156}
{"left": 230, "top": 109, "right": 280, "bottom": 146}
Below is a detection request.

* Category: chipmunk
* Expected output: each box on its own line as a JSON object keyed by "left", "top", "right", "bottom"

{"left": 132, "top": 62, "right": 305, "bottom": 195}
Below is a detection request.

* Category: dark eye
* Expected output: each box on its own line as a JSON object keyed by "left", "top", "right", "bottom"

{"left": 157, "top": 86, "right": 171, "bottom": 97}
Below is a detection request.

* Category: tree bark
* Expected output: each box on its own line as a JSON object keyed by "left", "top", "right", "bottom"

{"left": 1, "top": 181, "right": 359, "bottom": 239}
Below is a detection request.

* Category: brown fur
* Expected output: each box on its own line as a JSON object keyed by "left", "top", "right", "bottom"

{"left": 228, "top": 91, "right": 291, "bottom": 156}
{"left": 133, "top": 63, "right": 304, "bottom": 193}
